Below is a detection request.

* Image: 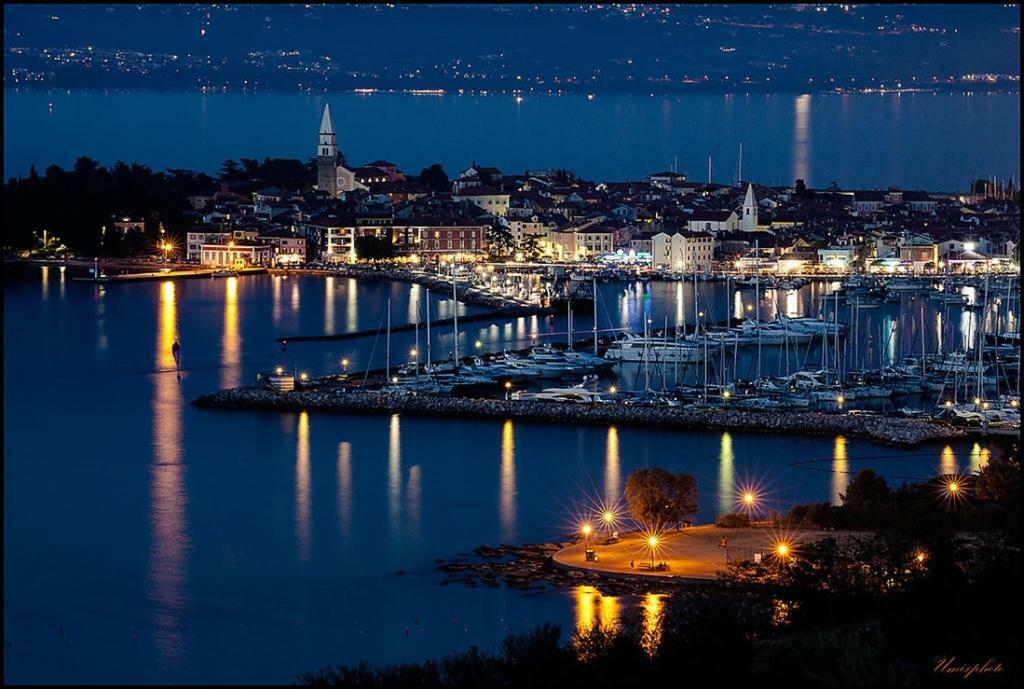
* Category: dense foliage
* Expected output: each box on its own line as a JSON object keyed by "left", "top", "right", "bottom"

{"left": 2, "top": 156, "right": 313, "bottom": 256}
{"left": 623, "top": 467, "right": 698, "bottom": 529}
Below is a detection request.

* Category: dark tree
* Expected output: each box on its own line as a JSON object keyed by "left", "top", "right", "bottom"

{"left": 975, "top": 445, "right": 1020, "bottom": 503}
{"left": 417, "top": 163, "right": 449, "bottom": 192}
{"left": 624, "top": 468, "right": 698, "bottom": 529}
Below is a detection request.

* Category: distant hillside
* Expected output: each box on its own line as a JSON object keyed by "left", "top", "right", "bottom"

{"left": 3, "top": 4, "right": 1020, "bottom": 92}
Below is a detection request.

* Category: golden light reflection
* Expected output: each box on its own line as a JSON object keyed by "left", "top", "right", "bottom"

{"left": 290, "top": 280, "right": 301, "bottom": 311}
{"left": 792, "top": 94, "right": 811, "bottom": 184}
{"left": 500, "top": 420, "right": 517, "bottom": 542}
{"left": 574, "top": 585, "right": 621, "bottom": 637}
{"left": 675, "top": 281, "right": 684, "bottom": 328}
{"left": 325, "top": 276, "right": 335, "bottom": 334}
{"left": 220, "top": 277, "right": 241, "bottom": 389}
{"left": 604, "top": 425, "right": 620, "bottom": 508}
{"left": 406, "top": 465, "right": 422, "bottom": 540}
{"left": 640, "top": 593, "right": 665, "bottom": 657}
{"left": 95, "top": 288, "right": 108, "bottom": 351}
{"left": 832, "top": 435, "right": 849, "bottom": 506}
{"left": 346, "top": 278, "right": 358, "bottom": 332}
{"left": 409, "top": 283, "right": 422, "bottom": 324}
{"left": 719, "top": 432, "right": 735, "bottom": 517}
{"left": 940, "top": 445, "right": 957, "bottom": 476}
{"left": 388, "top": 414, "right": 402, "bottom": 532}
{"left": 969, "top": 443, "right": 990, "bottom": 473}
{"left": 151, "top": 278, "right": 188, "bottom": 663}
{"left": 272, "top": 275, "right": 282, "bottom": 325}
{"left": 733, "top": 289, "right": 744, "bottom": 320}
{"left": 40, "top": 265, "right": 49, "bottom": 300}
{"left": 337, "top": 442, "right": 352, "bottom": 539}
{"left": 296, "top": 411, "right": 311, "bottom": 561}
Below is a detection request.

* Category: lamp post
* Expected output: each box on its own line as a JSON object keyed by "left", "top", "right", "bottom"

{"left": 647, "top": 535, "right": 658, "bottom": 569}
{"left": 341, "top": 358, "right": 349, "bottom": 375}
{"left": 504, "top": 380, "right": 512, "bottom": 400}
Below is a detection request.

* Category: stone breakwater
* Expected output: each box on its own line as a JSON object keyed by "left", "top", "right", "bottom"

{"left": 192, "top": 387, "right": 964, "bottom": 447}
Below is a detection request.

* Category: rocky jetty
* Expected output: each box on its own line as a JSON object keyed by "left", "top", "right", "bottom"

{"left": 193, "top": 387, "right": 965, "bottom": 447}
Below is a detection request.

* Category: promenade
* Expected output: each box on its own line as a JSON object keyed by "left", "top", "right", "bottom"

{"left": 552, "top": 526, "right": 864, "bottom": 580}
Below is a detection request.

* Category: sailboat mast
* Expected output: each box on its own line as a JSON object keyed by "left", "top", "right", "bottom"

{"left": 567, "top": 297, "right": 573, "bottom": 351}
{"left": 452, "top": 275, "right": 459, "bottom": 372}
{"left": 386, "top": 297, "right": 391, "bottom": 384}
{"left": 755, "top": 238, "right": 762, "bottom": 382}
{"left": 426, "top": 289, "right": 432, "bottom": 376}
{"left": 592, "top": 277, "right": 598, "bottom": 355}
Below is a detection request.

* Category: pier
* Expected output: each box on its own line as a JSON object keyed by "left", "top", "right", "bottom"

{"left": 192, "top": 387, "right": 965, "bottom": 447}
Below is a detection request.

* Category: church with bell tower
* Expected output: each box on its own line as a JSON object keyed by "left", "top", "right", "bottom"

{"left": 316, "top": 104, "right": 365, "bottom": 197}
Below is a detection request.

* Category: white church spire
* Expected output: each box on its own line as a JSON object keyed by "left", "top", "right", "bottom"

{"left": 320, "top": 104, "right": 335, "bottom": 135}
{"left": 740, "top": 182, "right": 758, "bottom": 232}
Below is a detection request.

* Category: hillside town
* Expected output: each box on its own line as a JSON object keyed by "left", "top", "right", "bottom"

{"left": 158, "top": 105, "right": 1019, "bottom": 276}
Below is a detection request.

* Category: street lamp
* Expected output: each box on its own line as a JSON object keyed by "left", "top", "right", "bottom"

{"left": 647, "top": 535, "right": 659, "bottom": 569}
{"left": 341, "top": 358, "right": 350, "bottom": 374}
{"left": 743, "top": 491, "right": 756, "bottom": 509}
{"left": 504, "top": 380, "right": 512, "bottom": 400}
{"left": 581, "top": 523, "right": 592, "bottom": 553}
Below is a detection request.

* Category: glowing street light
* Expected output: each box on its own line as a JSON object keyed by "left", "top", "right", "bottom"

{"left": 743, "top": 492, "right": 756, "bottom": 508}
{"left": 505, "top": 380, "right": 512, "bottom": 400}
{"left": 609, "top": 385, "right": 617, "bottom": 395}
{"left": 647, "top": 534, "right": 659, "bottom": 569}
{"left": 299, "top": 372, "right": 309, "bottom": 382}
{"left": 341, "top": 358, "right": 350, "bottom": 374}
{"left": 581, "top": 523, "right": 593, "bottom": 553}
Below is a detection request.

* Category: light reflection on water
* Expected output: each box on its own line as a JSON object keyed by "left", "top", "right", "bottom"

{"left": 604, "top": 425, "right": 620, "bottom": 508}
{"left": 150, "top": 280, "right": 188, "bottom": 666}
{"left": 220, "top": 276, "right": 241, "bottom": 389}
{"left": 296, "top": 411, "right": 311, "bottom": 562}
{"left": 337, "top": 441, "right": 353, "bottom": 540}
{"left": 500, "top": 420, "right": 517, "bottom": 542}
{"left": 831, "top": 435, "right": 849, "bottom": 506}
{"left": 719, "top": 432, "right": 735, "bottom": 517}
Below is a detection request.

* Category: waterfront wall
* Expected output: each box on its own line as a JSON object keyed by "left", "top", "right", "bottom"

{"left": 192, "top": 387, "right": 965, "bottom": 447}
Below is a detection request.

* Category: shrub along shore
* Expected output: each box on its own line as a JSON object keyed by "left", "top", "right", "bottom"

{"left": 192, "top": 387, "right": 964, "bottom": 447}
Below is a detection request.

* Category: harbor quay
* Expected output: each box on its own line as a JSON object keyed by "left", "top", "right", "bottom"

{"left": 192, "top": 386, "right": 964, "bottom": 447}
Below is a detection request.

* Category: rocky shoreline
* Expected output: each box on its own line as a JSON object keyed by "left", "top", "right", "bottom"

{"left": 192, "top": 387, "right": 965, "bottom": 447}
{"left": 436, "top": 542, "right": 688, "bottom": 595}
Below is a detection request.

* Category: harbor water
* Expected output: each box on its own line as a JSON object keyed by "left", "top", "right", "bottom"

{"left": 3, "top": 266, "right": 1004, "bottom": 683}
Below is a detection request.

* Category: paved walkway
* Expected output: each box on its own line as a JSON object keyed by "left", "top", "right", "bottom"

{"left": 552, "top": 525, "right": 861, "bottom": 580}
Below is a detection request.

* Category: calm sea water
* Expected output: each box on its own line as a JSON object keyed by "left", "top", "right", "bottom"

{"left": 3, "top": 90, "right": 1020, "bottom": 190}
{"left": 3, "top": 267, "right": 1001, "bottom": 683}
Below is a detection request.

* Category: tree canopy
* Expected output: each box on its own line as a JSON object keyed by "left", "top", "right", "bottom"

{"left": 624, "top": 468, "right": 698, "bottom": 529}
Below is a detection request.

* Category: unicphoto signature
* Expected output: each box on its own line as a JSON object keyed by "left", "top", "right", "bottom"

{"left": 934, "top": 656, "right": 1005, "bottom": 680}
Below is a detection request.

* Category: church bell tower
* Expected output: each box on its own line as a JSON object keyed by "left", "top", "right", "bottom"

{"left": 317, "top": 104, "right": 339, "bottom": 197}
